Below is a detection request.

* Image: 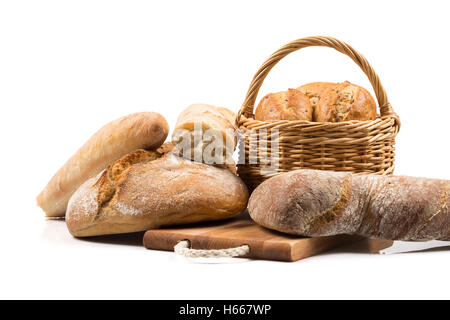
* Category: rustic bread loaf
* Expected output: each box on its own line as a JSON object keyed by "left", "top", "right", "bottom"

{"left": 314, "top": 81, "right": 377, "bottom": 122}
{"left": 172, "top": 104, "right": 237, "bottom": 169}
{"left": 215, "top": 106, "right": 236, "bottom": 126}
{"left": 248, "top": 170, "right": 450, "bottom": 241}
{"left": 254, "top": 89, "right": 312, "bottom": 121}
{"left": 66, "top": 146, "right": 249, "bottom": 237}
{"left": 297, "top": 82, "right": 335, "bottom": 116}
{"left": 37, "top": 112, "right": 169, "bottom": 217}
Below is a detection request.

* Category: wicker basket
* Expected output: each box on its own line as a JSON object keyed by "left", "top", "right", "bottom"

{"left": 236, "top": 36, "right": 401, "bottom": 190}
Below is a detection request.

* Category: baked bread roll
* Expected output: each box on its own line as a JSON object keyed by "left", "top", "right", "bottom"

{"left": 249, "top": 170, "right": 450, "bottom": 241}
{"left": 297, "top": 82, "right": 335, "bottom": 115}
{"left": 172, "top": 104, "right": 237, "bottom": 168}
{"left": 254, "top": 89, "right": 312, "bottom": 121}
{"left": 314, "top": 81, "right": 377, "bottom": 122}
{"left": 66, "top": 146, "right": 249, "bottom": 237}
{"left": 37, "top": 112, "right": 169, "bottom": 217}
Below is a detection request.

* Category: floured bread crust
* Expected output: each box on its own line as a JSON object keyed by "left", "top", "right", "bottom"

{"left": 314, "top": 81, "right": 377, "bottom": 122}
{"left": 37, "top": 112, "right": 169, "bottom": 217}
{"left": 248, "top": 170, "right": 362, "bottom": 237}
{"left": 66, "top": 145, "right": 249, "bottom": 237}
{"left": 248, "top": 170, "right": 450, "bottom": 241}
{"left": 254, "top": 89, "right": 312, "bottom": 121}
{"left": 172, "top": 104, "right": 237, "bottom": 170}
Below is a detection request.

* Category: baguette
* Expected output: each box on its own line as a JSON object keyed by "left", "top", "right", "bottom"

{"left": 66, "top": 147, "right": 248, "bottom": 237}
{"left": 37, "top": 112, "right": 169, "bottom": 217}
{"left": 248, "top": 170, "right": 450, "bottom": 241}
{"left": 171, "top": 104, "right": 237, "bottom": 169}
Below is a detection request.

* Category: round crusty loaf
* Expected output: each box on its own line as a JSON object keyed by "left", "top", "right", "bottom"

{"left": 314, "top": 81, "right": 377, "bottom": 122}
{"left": 254, "top": 89, "right": 312, "bottom": 121}
{"left": 297, "top": 82, "right": 335, "bottom": 115}
{"left": 37, "top": 112, "right": 169, "bottom": 217}
{"left": 66, "top": 148, "right": 249, "bottom": 237}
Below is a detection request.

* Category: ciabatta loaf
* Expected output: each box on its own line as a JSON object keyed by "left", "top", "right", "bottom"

{"left": 249, "top": 170, "right": 450, "bottom": 241}
{"left": 66, "top": 146, "right": 249, "bottom": 237}
{"left": 37, "top": 112, "right": 169, "bottom": 217}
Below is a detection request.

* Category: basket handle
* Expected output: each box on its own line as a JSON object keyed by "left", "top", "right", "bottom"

{"left": 237, "top": 36, "right": 399, "bottom": 127}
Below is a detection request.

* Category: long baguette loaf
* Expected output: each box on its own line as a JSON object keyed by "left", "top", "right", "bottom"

{"left": 37, "top": 112, "right": 169, "bottom": 217}
{"left": 171, "top": 104, "right": 237, "bottom": 168}
{"left": 66, "top": 146, "right": 249, "bottom": 237}
{"left": 249, "top": 170, "right": 450, "bottom": 241}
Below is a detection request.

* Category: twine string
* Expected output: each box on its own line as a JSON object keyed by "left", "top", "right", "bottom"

{"left": 174, "top": 240, "right": 250, "bottom": 258}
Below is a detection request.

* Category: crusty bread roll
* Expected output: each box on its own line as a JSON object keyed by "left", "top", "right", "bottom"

{"left": 66, "top": 146, "right": 249, "bottom": 237}
{"left": 297, "top": 82, "right": 335, "bottom": 115}
{"left": 254, "top": 89, "right": 312, "bottom": 121}
{"left": 37, "top": 112, "right": 169, "bottom": 217}
{"left": 249, "top": 170, "right": 450, "bottom": 241}
{"left": 172, "top": 104, "right": 237, "bottom": 168}
{"left": 314, "top": 81, "right": 377, "bottom": 122}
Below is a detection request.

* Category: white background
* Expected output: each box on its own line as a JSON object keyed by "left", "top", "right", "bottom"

{"left": 0, "top": 0, "right": 449, "bottom": 299}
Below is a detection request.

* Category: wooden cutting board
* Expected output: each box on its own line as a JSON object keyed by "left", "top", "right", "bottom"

{"left": 143, "top": 214, "right": 393, "bottom": 262}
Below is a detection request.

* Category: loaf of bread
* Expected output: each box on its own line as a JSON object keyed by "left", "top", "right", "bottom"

{"left": 297, "top": 82, "right": 335, "bottom": 115}
{"left": 37, "top": 112, "right": 169, "bottom": 217}
{"left": 172, "top": 104, "right": 237, "bottom": 168}
{"left": 254, "top": 89, "right": 312, "bottom": 121}
{"left": 249, "top": 170, "right": 450, "bottom": 241}
{"left": 314, "top": 81, "right": 377, "bottom": 122}
{"left": 66, "top": 145, "right": 249, "bottom": 237}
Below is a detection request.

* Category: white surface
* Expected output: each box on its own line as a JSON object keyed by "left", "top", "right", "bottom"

{"left": 0, "top": 0, "right": 449, "bottom": 300}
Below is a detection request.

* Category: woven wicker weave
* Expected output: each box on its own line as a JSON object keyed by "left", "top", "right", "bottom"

{"left": 236, "top": 36, "right": 401, "bottom": 190}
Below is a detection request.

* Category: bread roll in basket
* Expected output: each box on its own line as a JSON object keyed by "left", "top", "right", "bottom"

{"left": 236, "top": 36, "right": 401, "bottom": 190}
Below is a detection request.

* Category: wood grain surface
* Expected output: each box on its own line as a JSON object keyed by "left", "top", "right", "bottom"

{"left": 143, "top": 214, "right": 393, "bottom": 262}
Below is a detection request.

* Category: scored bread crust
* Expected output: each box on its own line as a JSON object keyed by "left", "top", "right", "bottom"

{"left": 248, "top": 170, "right": 450, "bottom": 241}
{"left": 66, "top": 146, "right": 249, "bottom": 237}
{"left": 254, "top": 89, "right": 312, "bottom": 121}
{"left": 248, "top": 170, "right": 362, "bottom": 237}
{"left": 37, "top": 112, "right": 169, "bottom": 217}
{"left": 314, "top": 81, "right": 377, "bottom": 122}
{"left": 297, "top": 82, "right": 336, "bottom": 116}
